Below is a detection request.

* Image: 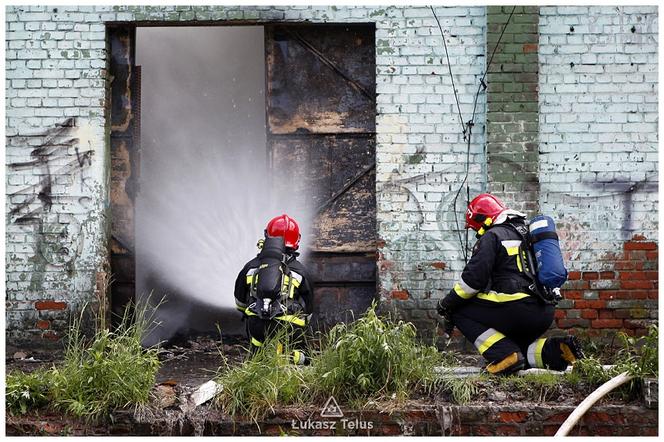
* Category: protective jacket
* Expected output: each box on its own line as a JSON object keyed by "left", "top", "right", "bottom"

{"left": 234, "top": 254, "right": 314, "bottom": 316}
{"left": 442, "top": 217, "right": 535, "bottom": 310}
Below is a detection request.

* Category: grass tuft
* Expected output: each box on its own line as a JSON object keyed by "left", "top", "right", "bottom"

{"left": 310, "top": 302, "right": 445, "bottom": 405}
{"left": 5, "top": 300, "right": 161, "bottom": 420}
{"left": 214, "top": 326, "right": 309, "bottom": 421}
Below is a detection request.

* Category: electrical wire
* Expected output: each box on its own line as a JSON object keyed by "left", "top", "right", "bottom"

{"left": 430, "top": 6, "right": 466, "bottom": 137}
{"left": 430, "top": 5, "right": 517, "bottom": 263}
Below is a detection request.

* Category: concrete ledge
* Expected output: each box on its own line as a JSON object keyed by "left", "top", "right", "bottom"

{"left": 6, "top": 402, "right": 657, "bottom": 436}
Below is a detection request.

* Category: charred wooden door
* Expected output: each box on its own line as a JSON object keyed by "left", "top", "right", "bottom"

{"left": 109, "top": 27, "right": 140, "bottom": 326}
{"left": 265, "top": 24, "right": 377, "bottom": 328}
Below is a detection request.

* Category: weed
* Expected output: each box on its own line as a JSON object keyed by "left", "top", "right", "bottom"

{"left": 6, "top": 368, "right": 51, "bottom": 415}
{"left": 5, "top": 300, "right": 161, "bottom": 420}
{"left": 430, "top": 373, "right": 482, "bottom": 404}
{"left": 311, "top": 302, "right": 445, "bottom": 404}
{"left": 214, "top": 326, "right": 309, "bottom": 422}
{"left": 48, "top": 302, "right": 161, "bottom": 420}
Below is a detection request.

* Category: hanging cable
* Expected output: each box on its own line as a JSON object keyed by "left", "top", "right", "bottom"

{"left": 430, "top": 5, "right": 518, "bottom": 263}
{"left": 430, "top": 6, "right": 466, "bottom": 138}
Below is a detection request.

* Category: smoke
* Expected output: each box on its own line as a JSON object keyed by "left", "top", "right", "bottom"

{"left": 135, "top": 27, "right": 312, "bottom": 344}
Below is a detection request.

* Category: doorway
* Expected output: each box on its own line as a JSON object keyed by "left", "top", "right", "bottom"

{"left": 108, "top": 23, "right": 377, "bottom": 342}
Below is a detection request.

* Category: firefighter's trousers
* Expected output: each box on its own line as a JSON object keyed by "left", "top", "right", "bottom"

{"left": 451, "top": 297, "right": 574, "bottom": 373}
{"left": 246, "top": 314, "right": 308, "bottom": 364}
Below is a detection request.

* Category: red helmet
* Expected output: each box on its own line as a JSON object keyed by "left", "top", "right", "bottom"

{"left": 465, "top": 193, "right": 506, "bottom": 232}
{"left": 266, "top": 214, "right": 301, "bottom": 250}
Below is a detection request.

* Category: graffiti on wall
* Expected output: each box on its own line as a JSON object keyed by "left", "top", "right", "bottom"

{"left": 377, "top": 146, "right": 485, "bottom": 301}
{"left": 7, "top": 117, "right": 95, "bottom": 267}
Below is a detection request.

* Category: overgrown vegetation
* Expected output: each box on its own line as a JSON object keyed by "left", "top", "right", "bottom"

{"left": 214, "top": 326, "right": 309, "bottom": 421}
{"left": 214, "top": 303, "right": 449, "bottom": 418}
{"left": 6, "top": 368, "right": 51, "bottom": 415}
{"left": 566, "top": 325, "right": 658, "bottom": 399}
{"left": 6, "top": 301, "right": 161, "bottom": 420}
{"left": 213, "top": 306, "right": 659, "bottom": 418}
{"left": 312, "top": 304, "right": 445, "bottom": 405}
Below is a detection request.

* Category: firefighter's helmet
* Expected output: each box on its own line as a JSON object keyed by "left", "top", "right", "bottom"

{"left": 465, "top": 193, "right": 507, "bottom": 232}
{"left": 266, "top": 214, "right": 301, "bottom": 250}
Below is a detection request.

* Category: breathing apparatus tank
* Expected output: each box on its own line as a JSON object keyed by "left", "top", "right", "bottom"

{"left": 528, "top": 215, "right": 568, "bottom": 289}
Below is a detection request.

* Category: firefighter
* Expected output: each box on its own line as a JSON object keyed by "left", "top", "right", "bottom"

{"left": 234, "top": 214, "right": 314, "bottom": 365}
{"left": 437, "top": 193, "right": 584, "bottom": 375}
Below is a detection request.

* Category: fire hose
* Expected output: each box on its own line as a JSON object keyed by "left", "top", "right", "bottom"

{"left": 555, "top": 371, "right": 634, "bottom": 436}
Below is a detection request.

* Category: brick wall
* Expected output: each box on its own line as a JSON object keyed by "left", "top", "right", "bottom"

{"left": 486, "top": 6, "right": 541, "bottom": 213}
{"left": 6, "top": 403, "right": 658, "bottom": 436}
{"left": 374, "top": 5, "right": 487, "bottom": 338}
{"left": 5, "top": 5, "right": 658, "bottom": 346}
{"left": 538, "top": 5, "right": 658, "bottom": 337}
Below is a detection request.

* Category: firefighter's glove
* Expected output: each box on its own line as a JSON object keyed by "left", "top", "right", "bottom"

{"left": 437, "top": 296, "right": 456, "bottom": 337}
{"left": 436, "top": 297, "right": 454, "bottom": 321}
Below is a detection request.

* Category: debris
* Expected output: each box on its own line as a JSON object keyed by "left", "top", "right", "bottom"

{"left": 488, "top": 391, "right": 507, "bottom": 401}
{"left": 13, "top": 351, "right": 27, "bottom": 360}
{"left": 153, "top": 384, "right": 178, "bottom": 409}
{"left": 189, "top": 380, "right": 223, "bottom": 407}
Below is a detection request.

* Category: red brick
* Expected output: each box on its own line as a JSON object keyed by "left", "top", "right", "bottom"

{"left": 554, "top": 310, "right": 566, "bottom": 319}
{"left": 390, "top": 290, "right": 409, "bottom": 300}
{"left": 647, "top": 290, "right": 658, "bottom": 299}
{"left": 624, "top": 241, "right": 657, "bottom": 251}
{"left": 614, "top": 261, "right": 636, "bottom": 270}
{"left": 625, "top": 250, "right": 647, "bottom": 261}
{"left": 495, "top": 425, "right": 520, "bottom": 436}
{"left": 557, "top": 318, "right": 590, "bottom": 328}
{"left": 613, "top": 309, "right": 632, "bottom": 319}
{"left": 620, "top": 280, "right": 653, "bottom": 290}
{"left": 630, "top": 290, "right": 649, "bottom": 300}
{"left": 624, "top": 319, "right": 651, "bottom": 329}
{"left": 431, "top": 261, "right": 446, "bottom": 270}
{"left": 582, "top": 272, "right": 599, "bottom": 280}
{"left": 498, "top": 411, "right": 529, "bottom": 423}
{"left": 591, "top": 319, "right": 623, "bottom": 329}
{"left": 645, "top": 251, "right": 658, "bottom": 260}
{"left": 36, "top": 320, "right": 50, "bottom": 330}
{"left": 644, "top": 271, "right": 658, "bottom": 280}
{"left": 581, "top": 309, "right": 598, "bottom": 319}
{"left": 35, "top": 300, "right": 67, "bottom": 311}
{"left": 574, "top": 300, "right": 606, "bottom": 309}
{"left": 598, "top": 310, "right": 614, "bottom": 319}
{"left": 619, "top": 271, "right": 646, "bottom": 280}
{"left": 568, "top": 271, "right": 582, "bottom": 280}
{"left": 42, "top": 331, "right": 60, "bottom": 341}
{"left": 522, "top": 43, "right": 538, "bottom": 53}
{"left": 585, "top": 411, "right": 612, "bottom": 423}
{"left": 563, "top": 290, "right": 582, "bottom": 299}
{"left": 544, "top": 412, "right": 570, "bottom": 424}
{"left": 598, "top": 271, "right": 615, "bottom": 279}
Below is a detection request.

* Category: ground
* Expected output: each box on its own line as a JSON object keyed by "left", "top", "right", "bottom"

{"left": 6, "top": 333, "right": 646, "bottom": 436}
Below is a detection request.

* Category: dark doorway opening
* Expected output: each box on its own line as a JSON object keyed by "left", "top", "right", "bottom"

{"left": 108, "top": 23, "right": 377, "bottom": 343}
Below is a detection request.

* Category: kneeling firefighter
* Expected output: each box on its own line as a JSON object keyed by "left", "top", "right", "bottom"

{"left": 234, "top": 214, "right": 313, "bottom": 365}
{"left": 437, "top": 194, "right": 584, "bottom": 375}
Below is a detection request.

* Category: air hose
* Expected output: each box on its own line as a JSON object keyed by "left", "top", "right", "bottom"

{"left": 555, "top": 371, "right": 633, "bottom": 436}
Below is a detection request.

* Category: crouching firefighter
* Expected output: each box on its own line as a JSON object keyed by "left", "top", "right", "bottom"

{"left": 437, "top": 193, "right": 584, "bottom": 375}
{"left": 234, "top": 214, "right": 314, "bottom": 365}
